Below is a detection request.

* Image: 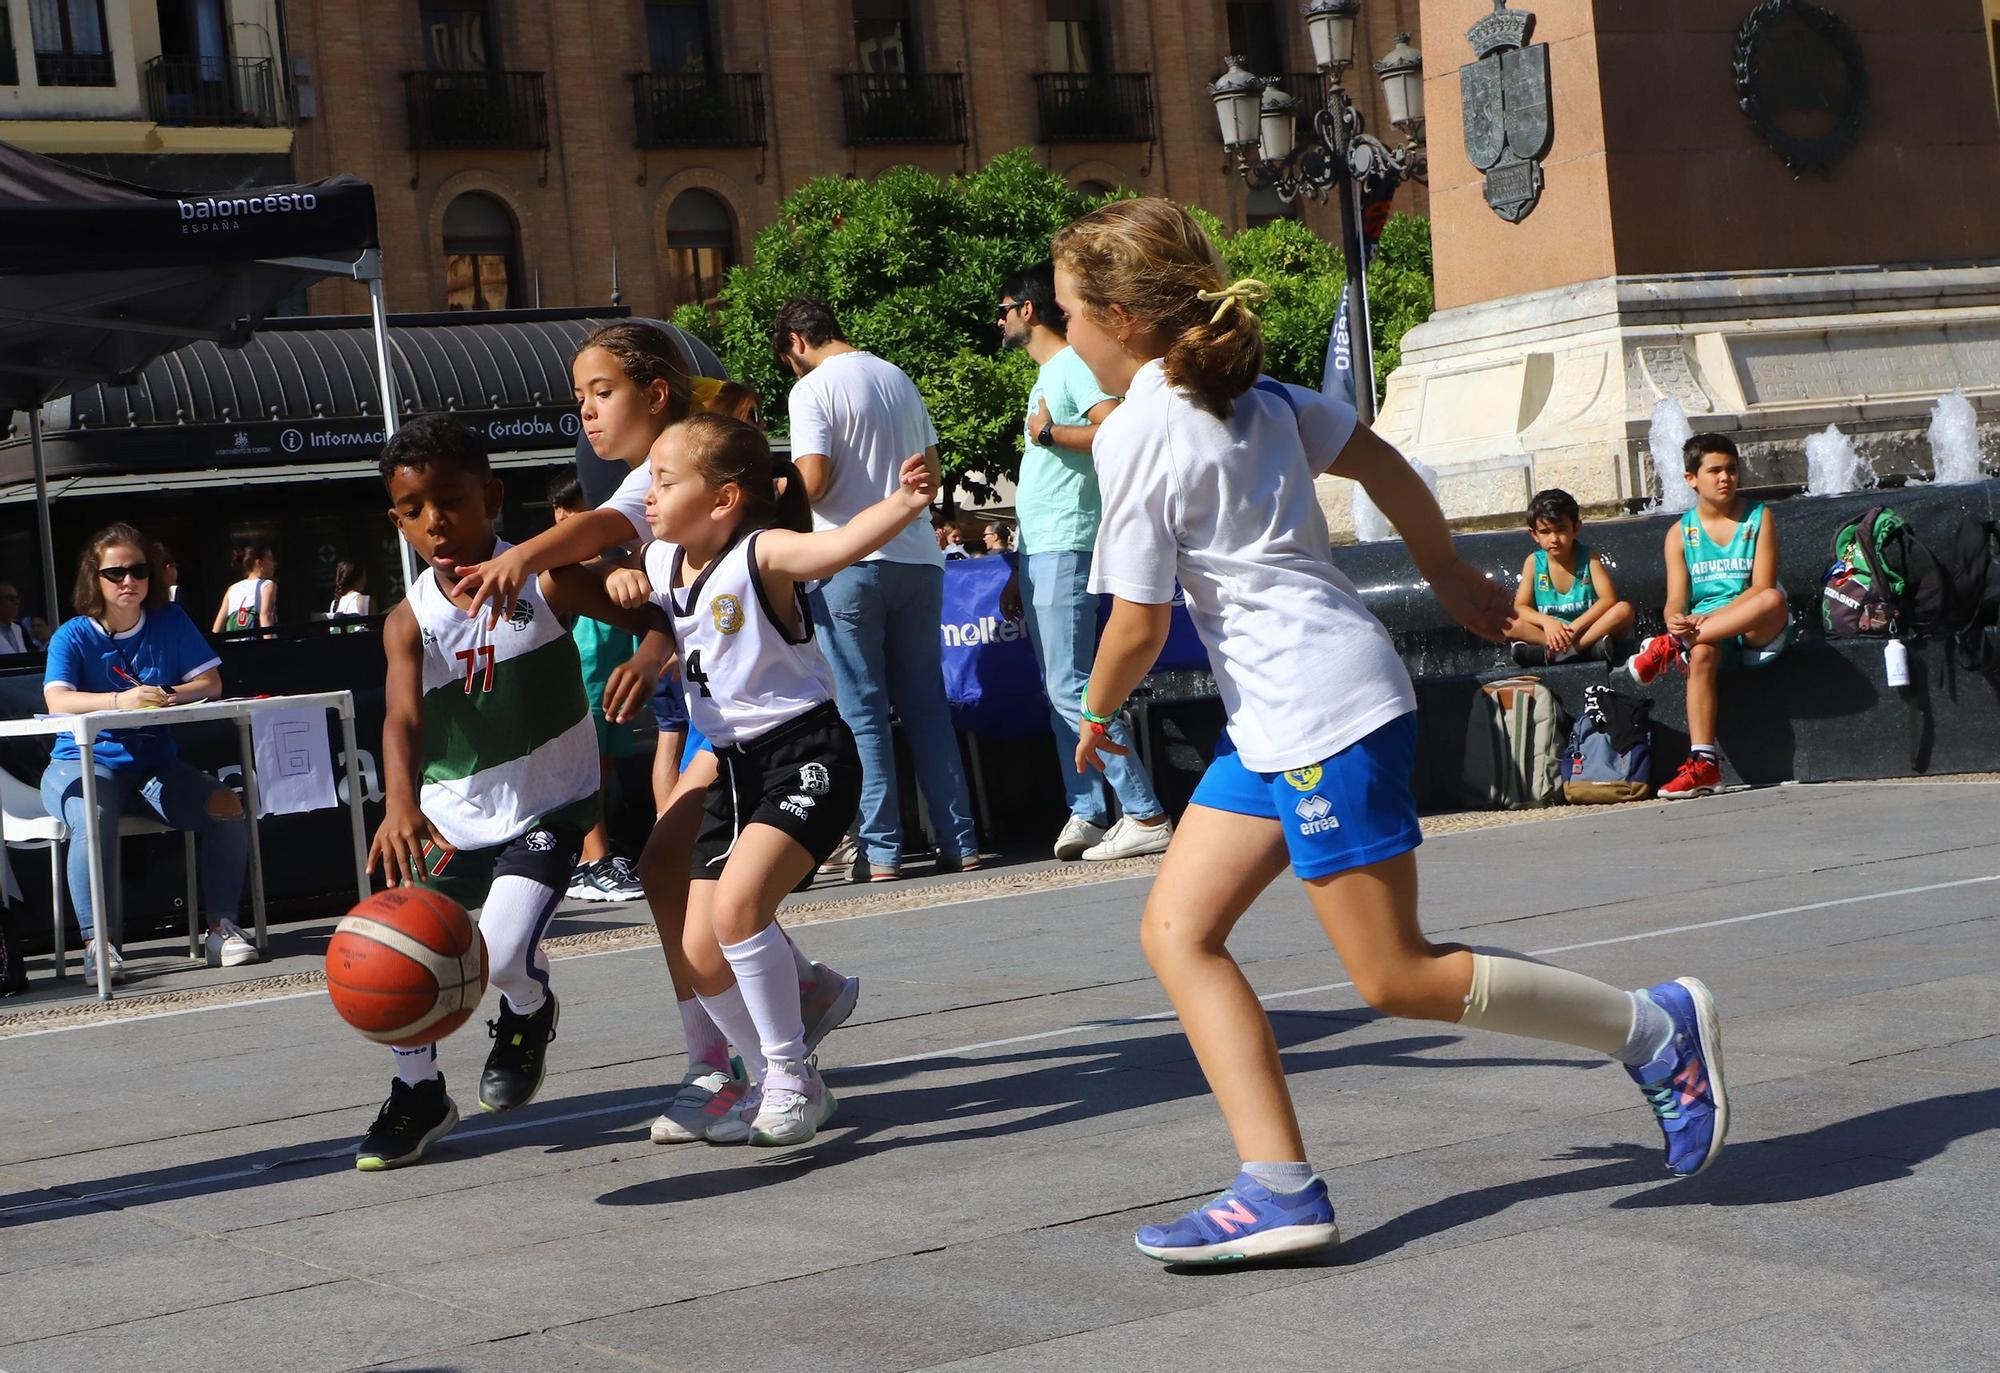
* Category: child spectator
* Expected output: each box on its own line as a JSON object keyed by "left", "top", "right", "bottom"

{"left": 1625, "top": 433, "right": 1790, "bottom": 799}
{"left": 549, "top": 474, "right": 647, "bottom": 902}
{"left": 1507, "top": 488, "right": 1633, "bottom": 667}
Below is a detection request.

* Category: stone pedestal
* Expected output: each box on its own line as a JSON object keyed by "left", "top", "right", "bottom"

{"left": 1363, "top": 261, "right": 2000, "bottom": 521}
{"left": 1345, "top": 0, "right": 2000, "bottom": 531}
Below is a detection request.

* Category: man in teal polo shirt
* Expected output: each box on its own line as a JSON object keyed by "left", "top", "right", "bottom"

{"left": 998, "top": 263, "right": 1171, "bottom": 862}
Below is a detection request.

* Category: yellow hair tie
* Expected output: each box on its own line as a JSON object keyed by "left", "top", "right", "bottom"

{"left": 688, "top": 376, "right": 726, "bottom": 412}
{"left": 1194, "top": 277, "right": 1272, "bottom": 326}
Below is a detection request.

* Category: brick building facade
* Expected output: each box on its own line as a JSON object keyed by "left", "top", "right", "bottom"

{"left": 283, "top": 0, "right": 1426, "bottom": 319}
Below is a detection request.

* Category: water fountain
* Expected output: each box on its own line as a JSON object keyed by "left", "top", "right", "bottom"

{"left": 1804, "top": 423, "right": 1869, "bottom": 496}
{"left": 1927, "top": 390, "right": 1985, "bottom": 485}
{"left": 1350, "top": 455, "right": 1439, "bottom": 542}
{"left": 1646, "top": 397, "right": 1695, "bottom": 514}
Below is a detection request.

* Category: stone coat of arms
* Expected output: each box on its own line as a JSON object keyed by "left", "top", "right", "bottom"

{"left": 1459, "top": 1, "right": 1553, "bottom": 222}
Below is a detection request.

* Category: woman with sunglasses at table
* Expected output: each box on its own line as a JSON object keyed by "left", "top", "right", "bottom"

{"left": 39, "top": 524, "right": 257, "bottom": 981}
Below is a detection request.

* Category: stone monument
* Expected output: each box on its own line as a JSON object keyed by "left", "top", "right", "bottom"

{"left": 1360, "top": 0, "right": 2000, "bottom": 523}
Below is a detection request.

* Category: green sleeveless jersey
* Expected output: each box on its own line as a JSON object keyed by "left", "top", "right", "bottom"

{"left": 1682, "top": 504, "right": 1765, "bottom": 615}
{"left": 408, "top": 544, "right": 597, "bottom": 850}
{"left": 1532, "top": 545, "right": 1597, "bottom": 622}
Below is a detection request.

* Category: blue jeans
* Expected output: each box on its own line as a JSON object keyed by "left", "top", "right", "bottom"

{"left": 810, "top": 561, "right": 978, "bottom": 866}
{"left": 40, "top": 755, "right": 250, "bottom": 945}
{"left": 1020, "top": 551, "right": 1165, "bottom": 826}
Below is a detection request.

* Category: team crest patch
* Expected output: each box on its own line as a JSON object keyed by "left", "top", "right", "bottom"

{"left": 1684, "top": 523, "right": 1702, "bottom": 546}
{"left": 1536, "top": 573, "right": 1551, "bottom": 590}
{"left": 711, "top": 594, "right": 744, "bottom": 635}
{"left": 523, "top": 828, "right": 556, "bottom": 852}
{"left": 797, "top": 763, "right": 831, "bottom": 795}
{"left": 508, "top": 598, "right": 535, "bottom": 630}
{"left": 1283, "top": 765, "right": 1323, "bottom": 792}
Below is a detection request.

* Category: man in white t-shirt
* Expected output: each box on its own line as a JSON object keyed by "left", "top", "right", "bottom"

{"left": 0, "top": 583, "right": 46, "bottom": 654}
{"left": 770, "top": 297, "right": 979, "bottom": 881}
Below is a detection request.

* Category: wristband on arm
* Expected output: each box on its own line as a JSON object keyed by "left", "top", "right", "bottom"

{"left": 1080, "top": 691, "right": 1121, "bottom": 731}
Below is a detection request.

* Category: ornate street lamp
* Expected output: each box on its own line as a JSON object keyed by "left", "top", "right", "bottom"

{"left": 1209, "top": 8, "right": 1427, "bottom": 423}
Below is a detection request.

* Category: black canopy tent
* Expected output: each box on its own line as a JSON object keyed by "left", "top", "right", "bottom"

{"left": 0, "top": 140, "right": 386, "bottom": 627}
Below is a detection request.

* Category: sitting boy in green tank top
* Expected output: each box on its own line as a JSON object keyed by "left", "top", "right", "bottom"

{"left": 1508, "top": 487, "right": 1634, "bottom": 667}
{"left": 1626, "top": 432, "right": 1791, "bottom": 800}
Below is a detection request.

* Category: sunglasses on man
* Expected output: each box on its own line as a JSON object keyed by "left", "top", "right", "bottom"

{"left": 997, "top": 300, "right": 1027, "bottom": 320}
{"left": 97, "top": 563, "right": 153, "bottom": 584}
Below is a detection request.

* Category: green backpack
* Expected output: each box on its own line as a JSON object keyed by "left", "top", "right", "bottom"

{"left": 1821, "top": 506, "right": 1921, "bottom": 638}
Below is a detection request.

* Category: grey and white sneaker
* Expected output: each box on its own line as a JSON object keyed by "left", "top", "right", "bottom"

{"left": 817, "top": 834, "right": 859, "bottom": 877}
{"left": 800, "top": 962, "right": 861, "bottom": 1051}
{"left": 1052, "top": 814, "right": 1106, "bottom": 861}
{"left": 572, "top": 857, "right": 645, "bottom": 902}
{"left": 704, "top": 1080, "right": 762, "bottom": 1144}
{"left": 1081, "top": 815, "right": 1174, "bottom": 861}
{"left": 82, "top": 939, "right": 126, "bottom": 983}
{"left": 750, "top": 1058, "right": 836, "bottom": 1147}
{"left": 205, "top": 920, "right": 259, "bottom": 968}
{"left": 651, "top": 1062, "right": 750, "bottom": 1144}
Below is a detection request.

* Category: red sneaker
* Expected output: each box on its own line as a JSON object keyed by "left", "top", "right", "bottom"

{"left": 1625, "top": 634, "right": 1685, "bottom": 686}
{"left": 1659, "top": 754, "right": 1722, "bottom": 799}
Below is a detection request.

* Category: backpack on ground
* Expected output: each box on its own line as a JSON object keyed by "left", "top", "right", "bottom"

{"left": 1819, "top": 505, "right": 1946, "bottom": 640}
{"left": 1940, "top": 514, "right": 2000, "bottom": 671}
{"left": 1462, "top": 675, "right": 1569, "bottom": 809}
{"left": 1562, "top": 685, "right": 1652, "bottom": 803}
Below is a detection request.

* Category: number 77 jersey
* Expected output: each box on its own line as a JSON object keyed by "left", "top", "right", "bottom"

{"left": 407, "top": 542, "right": 599, "bottom": 852}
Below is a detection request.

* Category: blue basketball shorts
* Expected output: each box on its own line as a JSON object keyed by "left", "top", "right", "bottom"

{"left": 681, "top": 721, "right": 712, "bottom": 771}
{"left": 1189, "top": 710, "right": 1422, "bottom": 880}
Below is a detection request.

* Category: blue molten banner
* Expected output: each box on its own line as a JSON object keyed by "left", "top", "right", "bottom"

{"left": 939, "top": 557, "right": 1208, "bottom": 738}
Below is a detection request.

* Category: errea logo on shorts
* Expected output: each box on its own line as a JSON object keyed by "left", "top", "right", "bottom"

{"left": 1294, "top": 794, "right": 1340, "bottom": 835}
{"left": 780, "top": 793, "right": 816, "bottom": 819}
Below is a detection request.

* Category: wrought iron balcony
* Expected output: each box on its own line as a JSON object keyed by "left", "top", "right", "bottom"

{"left": 836, "top": 72, "right": 966, "bottom": 146}
{"left": 35, "top": 50, "right": 116, "bottom": 87}
{"left": 403, "top": 70, "right": 549, "bottom": 150}
{"left": 630, "top": 72, "right": 766, "bottom": 147}
{"left": 1033, "top": 72, "right": 1155, "bottom": 143}
{"left": 145, "top": 56, "right": 282, "bottom": 127}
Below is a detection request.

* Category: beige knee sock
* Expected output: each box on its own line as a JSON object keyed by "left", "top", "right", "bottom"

{"left": 1457, "top": 951, "right": 1636, "bottom": 1057}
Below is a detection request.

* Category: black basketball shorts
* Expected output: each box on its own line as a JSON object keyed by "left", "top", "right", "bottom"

{"left": 692, "top": 703, "right": 862, "bottom": 876}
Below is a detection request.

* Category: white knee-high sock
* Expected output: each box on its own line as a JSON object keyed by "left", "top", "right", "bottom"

{"left": 679, "top": 995, "right": 732, "bottom": 1072}
{"left": 695, "top": 982, "right": 762, "bottom": 1083}
{"left": 478, "top": 874, "right": 562, "bottom": 1015}
{"left": 392, "top": 1043, "right": 438, "bottom": 1085}
{"left": 789, "top": 931, "right": 816, "bottom": 985}
{"left": 720, "top": 923, "right": 808, "bottom": 1070}
{"left": 1457, "top": 951, "right": 1650, "bottom": 1060}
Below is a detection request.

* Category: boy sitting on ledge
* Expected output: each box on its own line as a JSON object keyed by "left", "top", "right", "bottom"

{"left": 1508, "top": 487, "right": 1634, "bottom": 667}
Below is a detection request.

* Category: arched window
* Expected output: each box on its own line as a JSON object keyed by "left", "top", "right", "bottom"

{"left": 1075, "top": 179, "right": 1115, "bottom": 199}
{"left": 665, "top": 190, "right": 734, "bottom": 313}
{"left": 442, "top": 192, "right": 518, "bottom": 311}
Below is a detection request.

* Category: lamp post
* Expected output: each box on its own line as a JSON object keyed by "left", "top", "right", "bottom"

{"left": 1209, "top": 5, "right": 1426, "bottom": 424}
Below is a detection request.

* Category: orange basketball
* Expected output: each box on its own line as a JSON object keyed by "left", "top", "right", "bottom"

{"left": 326, "top": 887, "right": 487, "bottom": 1047}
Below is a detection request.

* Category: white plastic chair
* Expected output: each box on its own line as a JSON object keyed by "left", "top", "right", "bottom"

{"left": 0, "top": 766, "right": 199, "bottom": 980}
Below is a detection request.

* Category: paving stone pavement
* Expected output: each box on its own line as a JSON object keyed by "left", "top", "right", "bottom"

{"left": 1, "top": 780, "right": 1994, "bottom": 1373}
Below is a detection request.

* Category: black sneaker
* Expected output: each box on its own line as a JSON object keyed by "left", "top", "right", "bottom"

{"left": 1509, "top": 641, "right": 1546, "bottom": 668}
{"left": 356, "top": 1075, "right": 458, "bottom": 1172}
{"left": 480, "top": 992, "right": 559, "bottom": 1112}
{"left": 571, "top": 857, "right": 645, "bottom": 902}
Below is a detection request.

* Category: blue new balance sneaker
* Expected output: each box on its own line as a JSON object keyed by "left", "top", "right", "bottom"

{"left": 1629, "top": 976, "right": 1728, "bottom": 1177}
{"left": 1134, "top": 1172, "right": 1339, "bottom": 1264}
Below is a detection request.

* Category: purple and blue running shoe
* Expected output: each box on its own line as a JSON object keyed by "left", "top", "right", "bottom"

{"left": 1629, "top": 976, "right": 1729, "bottom": 1177}
{"left": 1134, "top": 1172, "right": 1339, "bottom": 1264}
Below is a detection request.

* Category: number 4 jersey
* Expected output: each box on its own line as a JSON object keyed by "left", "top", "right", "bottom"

{"left": 644, "top": 532, "right": 838, "bottom": 749}
{"left": 407, "top": 543, "right": 598, "bottom": 851}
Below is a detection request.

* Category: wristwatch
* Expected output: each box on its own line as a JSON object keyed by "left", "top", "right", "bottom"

{"left": 1036, "top": 419, "right": 1055, "bottom": 447}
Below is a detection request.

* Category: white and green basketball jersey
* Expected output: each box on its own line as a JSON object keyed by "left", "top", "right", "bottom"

{"left": 408, "top": 543, "right": 597, "bottom": 851}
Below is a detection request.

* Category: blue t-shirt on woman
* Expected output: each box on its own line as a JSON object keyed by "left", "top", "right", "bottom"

{"left": 42, "top": 606, "right": 222, "bottom": 770}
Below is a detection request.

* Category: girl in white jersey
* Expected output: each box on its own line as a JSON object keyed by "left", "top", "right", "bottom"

{"left": 637, "top": 412, "right": 935, "bottom": 1145}
{"left": 212, "top": 543, "right": 276, "bottom": 634}
{"left": 456, "top": 324, "right": 860, "bottom": 1145}
{"left": 1052, "top": 200, "right": 1730, "bottom": 1265}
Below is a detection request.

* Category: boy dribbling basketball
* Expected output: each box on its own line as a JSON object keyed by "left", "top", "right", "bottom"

{"left": 357, "top": 416, "right": 669, "bottom": 1171}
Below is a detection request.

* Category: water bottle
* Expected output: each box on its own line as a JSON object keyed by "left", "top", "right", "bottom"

{"left": 1883, "top": 638, "right": 1910, "bottom": 690}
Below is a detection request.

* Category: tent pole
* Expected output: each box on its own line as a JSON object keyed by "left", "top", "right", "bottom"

{"left": 30, "top": 408, "right": 59, "bottom": 629}
{"left": 360, "top": 253, "right": 422, "bottom": 594}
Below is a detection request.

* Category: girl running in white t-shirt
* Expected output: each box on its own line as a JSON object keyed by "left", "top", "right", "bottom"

{"left": 639, "top": 412, "right": 935, "bottom": 1144}
{"left": 213, "top": 543, "right": 276, "bottom": 634}
{"left": 454, "top": 324, "right": 859, "bottom": 1144}
{"left": 1052, "top": 199, "right": 1729, "bottom": 1265}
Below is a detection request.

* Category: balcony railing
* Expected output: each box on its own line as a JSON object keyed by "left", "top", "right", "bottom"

{"left": 145, "top": 56, "right": 282, "bottom": 127}
{"left": 403, "top": 70, "right": 549, "bottom": 150}
{"left": 1033, "top": 72, "right": 1155, "bottom": 143}
{"left": 35, "top": 50, "right": 116, "bottom": 87}
{"left": 837, "top": 72, "right": 966, "bottom": 146}
{"left": 630, "top": 72, "right": 766, "bottom": 147}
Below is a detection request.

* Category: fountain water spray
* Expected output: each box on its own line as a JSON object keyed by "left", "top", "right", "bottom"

{"left": 1646, "top": 397, "right": 1696, "bottom": 514}
{"left": 1804, "top": 423, "right": 1868, "bottom": 496}
{"left": 1927, "top": 390, "right": 1985, "bottom": 485}
{"left": 1351, "top": 455, "right": 1439, "bottom": 543}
